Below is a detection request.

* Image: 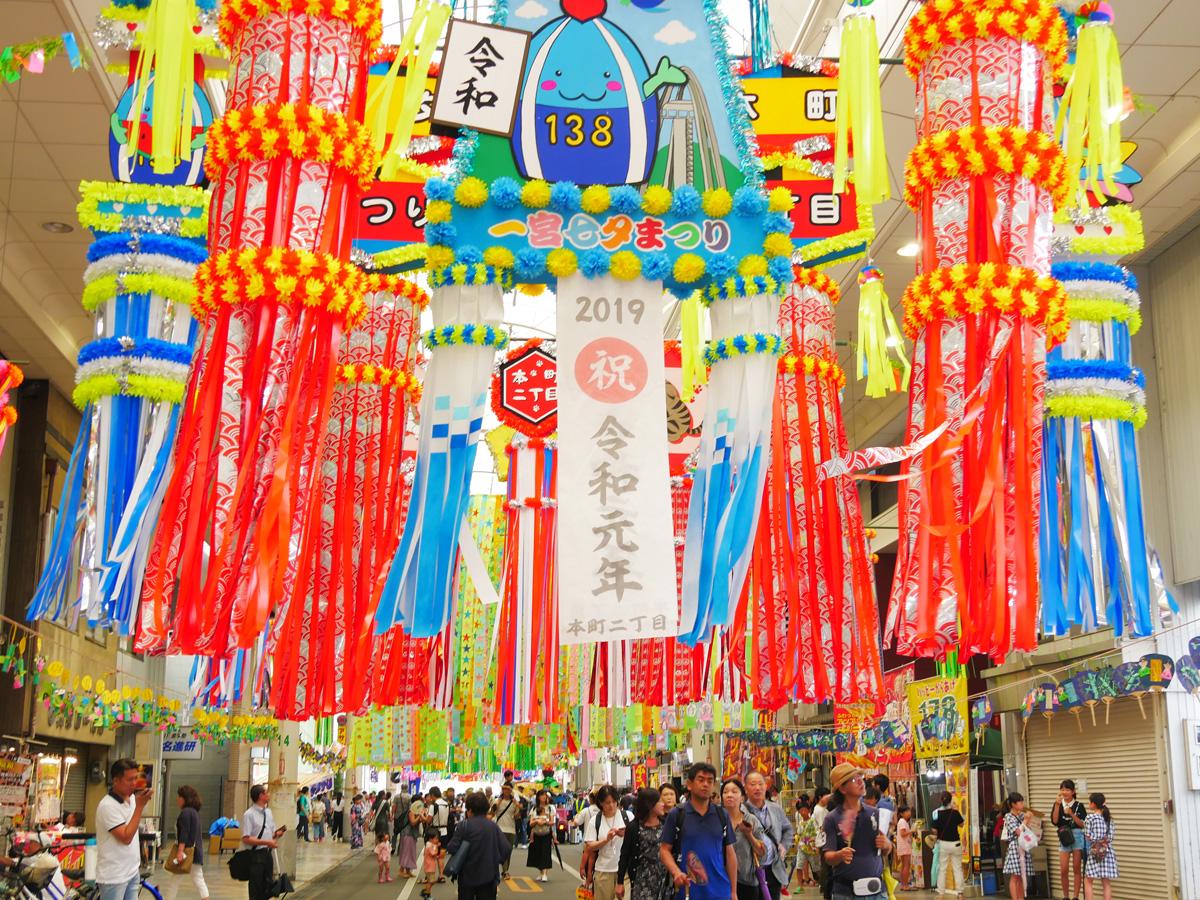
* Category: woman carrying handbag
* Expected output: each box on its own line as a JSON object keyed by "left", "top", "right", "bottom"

{"left": 161, "top": 786, "right": 209, "bottom": 900}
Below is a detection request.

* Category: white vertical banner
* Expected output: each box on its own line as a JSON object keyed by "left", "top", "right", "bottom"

{"left": 556, "top": 274, "right": 677, "bottom": 644}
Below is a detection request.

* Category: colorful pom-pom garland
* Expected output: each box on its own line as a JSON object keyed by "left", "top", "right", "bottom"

{"left": 1053, "top": 206, "right": 1144, "bottom": 257}
{"left": 903, "top": 126, "right": 1070, "bottom": 210}
{"left": 779, "top": 353, "right": 847, "bottom": 389}
{"left": 205, "top": 103, "right": 379, "bottom": 190}
{"left": 73, "top": 334, "right": 193, "bottom": 408}
{"left": 77, "top": 182, "right": 209, "bottom": 238}
{"left": 1045, "top": 358, "right": 1147, "bottom": 429}
{"left": 702, "top": 333, "right": 785, "bottom": 367}
{"left": 218, "top": 0, "right": 383, "bottom": 48}
{"left": 82, "top": 272, "right": 197, "bottom": 312}
{"left": 900, "top": 263, "right": 1069, "bottom": 342}
{"left": 335, "top": 362, "right": 422, "bottom": 401}
{"left": 791, "top": 265, "right": 842, "bottom": 304}
{"left": 362, "top": 273, "right": 430, "bottom": 310}
{"left": 87, "top": 233, "right": 208, "bottom": 265}
{"left": 428, "top": 264, "right": 515, "bottom": 291}
{"left": 701, "top": 275, "right": 788, "bottom": 304}
{"left": 422, "top": 324, "right": 510, "bottom": 352}
{"left": 903, "top": 0, "right": 1068, "bottom": 80}
{"left": 193, "top": 247, "right": 369, "bottom": 327}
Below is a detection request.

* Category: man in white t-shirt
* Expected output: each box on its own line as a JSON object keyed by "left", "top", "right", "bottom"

{"left": 96, "top": 758, "right": 152, "bottom": 900}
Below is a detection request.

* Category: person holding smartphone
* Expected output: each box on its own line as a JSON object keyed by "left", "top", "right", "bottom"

{"left": 587, "top": 785, "right": 633, "bottom": 900}
{"left": 96, "top": 759, "right": 154, "bottom": 900}
{"left": 242, "top": 785, "right": 287, "bottom": 900}
{"left": 821, "top": 765, "right": 891, "bottom": 900}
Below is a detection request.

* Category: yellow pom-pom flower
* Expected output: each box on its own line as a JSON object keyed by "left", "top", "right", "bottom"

{"left": 425, "top": 245, "right": 455, "bottom": 270}
{"left": 521, "top": 179, "right": 552, "bottom": 209}
{"left": 642, "top": 185, "right": 673, "bottom": 215}
{"left": 581, "top": 185, "right": 612, "bottom": 215}
{"left": 517, "top": 283, "right": 547, "bottom": 297}
{"left": 425, "top": 200, "right": 453, "bottom": 223}
{"left": 546, "top": 248, "right": 578, "bottom": 278}
{"left": 483, "top": 246, "right": 515, "bottom": 269}
{"left": 610, "top": 250, "right": 642, "bottom": 281}
{"left": 762, "top": 233, "right": 793, "bottom": 258}
{"left": 767, "top": 186, "right": 795, "bottom": 213}
{"left": 674, "top": 253, "right": 706, "bottom": 284}
{"left": 739, "top": 255, "right": 769, "bottom": 277}
{"left": 455, "top": 176, "right": 489, "bottom": 209}
{"left": 702, "top": 188, "right": 733, "bottom": 217}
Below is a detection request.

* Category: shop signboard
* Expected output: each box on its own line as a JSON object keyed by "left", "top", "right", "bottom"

{"left": 907, "top": 675, "right": 969, "bottom": 760}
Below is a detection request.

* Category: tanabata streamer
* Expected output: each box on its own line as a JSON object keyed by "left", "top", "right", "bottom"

{"left": 495, "top": 435, "right": 558, "bottom": 725}
{"left": 832, "top": 11, "right": 889, "bottom": 207}
{"left": 375, "top": 268, "right": 509, "bottom": 639}
{"left": 753, "top": 267, "right": 883, "bottom": 707}
{"left": 30, "top": 184, "right": 205, "bottom": 635}
{"left": 888, "top": 0, "right": 1069, "bottom": 661}
{"left": 269, "top": 275, "right": 427, "bottom": 719}
{"left": 140, "top": 0, "right": 382, "bottom": 655}
{"left": 1040, "top": 247, "right": 1167, "bottom": 637}
{"left": 680, "top": 283, "right": 783, "bottom": 644}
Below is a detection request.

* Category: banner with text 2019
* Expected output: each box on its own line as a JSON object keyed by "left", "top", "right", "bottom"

{"left": 556, "top": 274, "right": 677, "bottom": 645}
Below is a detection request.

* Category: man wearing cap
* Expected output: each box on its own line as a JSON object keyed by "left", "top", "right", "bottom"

{"left": 821, "top": 764, "right": 891, "bottom": 900}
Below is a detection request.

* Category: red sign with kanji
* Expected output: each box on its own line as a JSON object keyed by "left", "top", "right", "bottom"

{"left": 494, "top": 341, "right": 557, "bottom": 437}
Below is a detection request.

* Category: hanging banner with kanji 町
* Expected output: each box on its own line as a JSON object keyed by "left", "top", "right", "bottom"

{"left": 556, "top": 273, "right": 677, "bottom": 645}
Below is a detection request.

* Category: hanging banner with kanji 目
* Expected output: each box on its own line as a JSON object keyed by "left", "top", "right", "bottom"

{"left": 556, "top": 273, "right": 677, "bottom": 645}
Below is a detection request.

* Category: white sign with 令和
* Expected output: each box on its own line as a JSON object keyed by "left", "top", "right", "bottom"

{"left": 556, "top": 273, "right": 677, "bottom": 645}
{"left": 431, "top": 19, "right": 530, "bottom": 137}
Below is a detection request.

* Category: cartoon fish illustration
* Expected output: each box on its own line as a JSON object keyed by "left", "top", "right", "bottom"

{"left": 512, "top": 0, "right": 685, "bottom": 185}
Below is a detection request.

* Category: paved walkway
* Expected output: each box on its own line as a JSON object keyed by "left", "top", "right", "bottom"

{"left": 150, "top": 838, "right": 357, "bottom": 900}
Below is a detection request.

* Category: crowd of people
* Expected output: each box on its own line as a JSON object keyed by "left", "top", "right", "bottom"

{"left": 69, "top": 759, "right": 1121, "bottom": 900}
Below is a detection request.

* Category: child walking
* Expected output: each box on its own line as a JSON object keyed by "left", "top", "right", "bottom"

{"left": 421, "top": 828, "right": 442, "bottom": 898}
{"left": 895, "top": 806, "right": 914, "bottom": 890}
{"left": 376, "top": 832, "right": 393, "bottom": 883}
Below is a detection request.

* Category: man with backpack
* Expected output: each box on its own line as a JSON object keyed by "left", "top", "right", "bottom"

{"left": 659, "top": 762, "right": 738, "bottom": 900}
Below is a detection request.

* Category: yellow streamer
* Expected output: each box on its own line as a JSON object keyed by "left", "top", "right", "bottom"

{"left": 370, "top": 0, "right": 453, "bottom": 182}
{"left": 679, "top": 293, "right": 708, "bottom": 402}
{"left": 127, "top": 0, "right": 199, "bottom": 175}
{"left": 856, "top": 267, "right": 910, "bottom": 398}
{"left": 833, "top": 14, "right": 889, "bottom": 206}
{"left": 1057, "top": 15, "right": 1123, "bottom": 204}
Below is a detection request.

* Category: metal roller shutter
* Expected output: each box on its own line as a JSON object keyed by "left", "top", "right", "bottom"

{"left": 1024, "top": 692, "right": 1172, "bottom": 899}
{"left": 61, "top": 758, "right": 86, "bottom": 819}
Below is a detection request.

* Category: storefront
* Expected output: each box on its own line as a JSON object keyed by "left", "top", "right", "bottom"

{"left": 1020, "top": 693, "right": 1174, "bottom": 899}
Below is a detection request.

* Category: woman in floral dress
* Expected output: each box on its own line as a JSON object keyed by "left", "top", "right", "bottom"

{"left": 1001, "top": 792, "right": 1034, "bottom": 900}
{"left": 617, "top": 788, "right": 671, "bottom": 900}
{"left": 349, "top": 793, "right": 366, "bottom": 849}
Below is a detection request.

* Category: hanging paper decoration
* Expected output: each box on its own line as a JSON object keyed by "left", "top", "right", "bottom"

{"left": 141, "top": 0, "right": 382, "bottom": 656}
{"left": 374, "top": 273, "right": 509, "bottom": 639}
{"left": 28, "top": 184, "right": 207, "bottom": 635}
{"left": 832, "top": 8, "right": 889, "bottom": 207}
{"left": 491, "top": 340, "right": 559, "bottom": 725}
{"left": 680, "top": 280, "right": 783, "bottom": 644}
{"left": 0, "top": 361, "right": 23, "bottom": 458}
{"left": 885, "top": 0, "right": 1069, "bottom": 661}
{"left": 368, "top": 0, "right": 453, "bottom": 180}
{"left": 269, "top": 275, "right": 427, "bottom": 720}
{"left": 0, "top": 33, "right": 82, "bottom": 84}
{"left": 855, "top": 265, "right": 909, "bottom": 398}
{"left": 1057, "top": 2, "right": 1124, "bottom": 203}
{"left": 752, "top": 266, "right": 882, "bottom": 706}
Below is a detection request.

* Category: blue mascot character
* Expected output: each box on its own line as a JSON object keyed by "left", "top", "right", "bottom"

{"left": 109, "top": 57, "right": 214, "bottom": 187}
{"left": 512, "top": 0, "right": 685, "bottom": 186}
